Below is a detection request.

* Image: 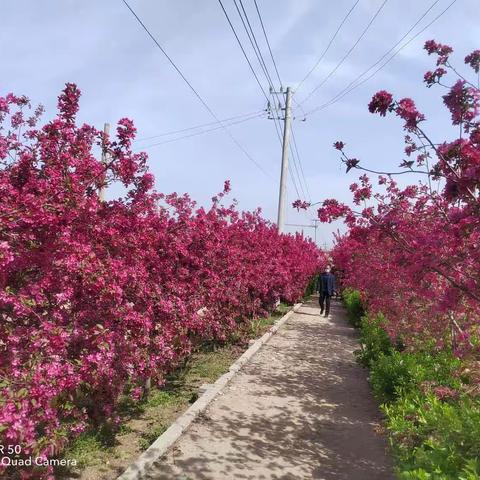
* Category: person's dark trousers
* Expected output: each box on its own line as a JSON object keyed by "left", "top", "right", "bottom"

{"left": 319, "top": 291, "right": 332, "bottom": 316}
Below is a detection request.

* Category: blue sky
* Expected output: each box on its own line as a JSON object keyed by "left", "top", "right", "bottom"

{"left": 1, "top": 0, "right": 478, "bottom": 246}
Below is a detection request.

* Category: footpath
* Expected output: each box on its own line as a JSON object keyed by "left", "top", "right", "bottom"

{"left": 141, "top": 297, "right": 394, "bottom": 479}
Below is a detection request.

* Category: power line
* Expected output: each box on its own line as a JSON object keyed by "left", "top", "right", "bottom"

{"left": 233, "top": 0, "right": 285, "bottom": 120}
{"left": 252, "top": 0, "right": 313, "bottom": 204}
{"left": 299, "top": 0, "right": 389, "bottom": 107}
{"left": 289, "top": 142, "right": 307, "bottom": 199}
{"left": 291, "top": 124, "right": 311, "bottom": 202}
{"left": 235, "top": 0, "right": 277, "bottom": 90}
{"left": 304, "top": 0, "right": 457, "bottom": 116}
{"left": 295, "top": 0, "right": 360, "bottom": 94}
{"left": 138, "top": 112, "right": 266, "bottom": 150}
{"left": 217, "top": 0, "right": 270, "bottom": 101}
{"left": 232, "top": 0, "right": 286, "bottom": 114}
{"left": 134, "top": 110, "right": 264, "bottom": 143}
{"left": 244, "top": 1, "right": 313, "bottom": 206}
{"left": 269, "top": 93, "right": 306, "bottom": 199}
{"left": 253, "top": 0, "right": 283, "bottom": 87}
{"left": 122, "top": 0, "right": 270, "bottom": 177}
{"left": 220, "top": 0, "right": 309, "bottom": 210}
{"left": 288, "top": 163, "right": 301, "bottom": 199}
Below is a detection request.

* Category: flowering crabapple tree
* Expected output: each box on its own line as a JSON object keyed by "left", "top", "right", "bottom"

{"left": 295, "top": 41, "right": 480, "bottom": 355}
{"left": 0, "top": 85, "right": 324, "bottom": 478}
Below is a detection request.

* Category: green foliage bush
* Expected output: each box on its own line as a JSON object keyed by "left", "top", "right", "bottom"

{"left": 342, "top": 288, "right": 365, "bottom": 327}
{"left": 346, "top": 289, "right": 479, "bottom": 479}
{"left": 304, "top": 275, "right": 318, "bottom": 298}
{"left": 385, "top": 393, "right": 480, "bottom": 480}
{"left": 369, "top": 350, "right": 462, "bottom": 403}
{"left": 356, "top": 313, "right": 392, "bottom": 367}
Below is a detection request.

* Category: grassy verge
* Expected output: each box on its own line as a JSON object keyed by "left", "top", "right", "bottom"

{"left": 343, "top": 289, "right": 480, "bottom": 480}
{"left": 57, "top": 303, "right": 292, "bottom": 480}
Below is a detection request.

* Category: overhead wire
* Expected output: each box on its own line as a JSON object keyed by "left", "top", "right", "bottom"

{"left": 219, "top": 0, "right": 305, "bottom": 196}
{"left": 269, "top": 101, "right": 301, "bottom": 199}
{"left": 239, "top": 0, "right": 312, "bottom": 203}
{"left": 137, "top": 111, "right": 267, "bottom": 150}
{"left": 232, "top": 0, "right": 286, "bottom": 127}
{"left": 121, "top": 0, "right": 271, "bottom": 178}
{"left": 269, "top": 92, "right": 308, "bottom": 202}
{"left": 253, "top": 0, "right": 283, "bottom": 87}
{"left": 134, "top": 109, "right": 265, "bottom": 143}
{"left": 295, "top": 0, "right": 360, "bottom": 94}
{"left": 236, "top": 0, "right": 277, "bottom": 90}
{"left": 219, "top": 0, "right": 310, "bottom": 208}
{"left": 298, "top": 0, "right": 389, "bottom": 107}
{"left": 291, "top": 124, "right": 311, "bottom": 202}
{"left": 289, "top": 143, "right": 307, "bottom": 199}
{"left": 304, "top": 0, "right": 457, "bottom": 116}
{"left": 217, "top": 0, "right": 270, "bottom": 101}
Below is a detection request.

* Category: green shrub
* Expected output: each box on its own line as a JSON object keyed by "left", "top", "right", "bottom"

{"left": 369, "top": 350, "right": 462, "bottom": 402}
{"left": 342, "top": 288, "right": 364, "bottom": 327}
{"left": 304, "top": 275, "right": 317, "bottom": 298}
{"left": 385, "top": 393, "right": 480, "bottom": 479}
{"left": 353, "top": 305, "right": 477, "bottom": 479}
{"left": 356, "top": 313, "right": 392, "bottom": 367}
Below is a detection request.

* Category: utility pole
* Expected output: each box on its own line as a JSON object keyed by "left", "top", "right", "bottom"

{"left": 311, "top": 219, "right": 319, "bottom": 245}
{"left": 99, "top": 122, "right": 110, "bottom": 202}
{"left": 276, "top": 87, "right": 292, "bottom": 233}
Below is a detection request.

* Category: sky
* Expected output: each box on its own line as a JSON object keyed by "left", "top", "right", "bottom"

{"left": 1, "top": 0, "right": 479, "bottom": 247}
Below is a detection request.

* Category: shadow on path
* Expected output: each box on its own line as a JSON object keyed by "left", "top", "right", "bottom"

{"left": 143, "top": 297, "right": 394, "bottom": 480}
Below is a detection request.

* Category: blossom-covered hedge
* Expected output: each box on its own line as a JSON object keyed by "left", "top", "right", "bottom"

{"left": 0, "top": 85, "right": 322, "bottom": 477}
{"left": 314, "top": 41, "right": 480, "bottom": 357}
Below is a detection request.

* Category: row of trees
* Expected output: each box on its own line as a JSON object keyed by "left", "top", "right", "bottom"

{"left": 0, "top": 86, "right": 322, "bottom": 476}
{"left": 312, "top": 41, "right": 480, "bottom": 355}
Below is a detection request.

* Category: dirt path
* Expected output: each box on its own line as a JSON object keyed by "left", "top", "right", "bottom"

{"left": 142, "top": 297, "right": 394, "bottom": 479}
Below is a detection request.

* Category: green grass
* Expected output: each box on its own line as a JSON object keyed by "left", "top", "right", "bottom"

{"left": 63, "top": 429, "right": 115, "bottom": 468}
{"left": 139, "top": 424, "right": 168, "bottom": 451}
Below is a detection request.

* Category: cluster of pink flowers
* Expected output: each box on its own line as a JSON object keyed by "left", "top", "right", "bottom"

{"left": 424, "top": 39, "right": 453, "bottom": 65}
{"left": 317, "top": 199, "right": 352, "bottom": 223}
{"left": 424, "top": 67, "right": 447, "bottom": 87}
{"left": 465, "top": 49, "right": 480, "bottom": 73}
{"left": 368, "top": 90, "right": 393, "bottom": 116}
{"left": 313, "top": 42, "right": 480, "bottom": 360}
{"left": 395, "top": 98, "right": 426, "bottom": 130}
{"left": 443, "top": 80, "right": 480, "bottom": 128}
{"left": 292, "top": 199, "right": 311, "bottom": 211}
{"left": 0, "top": 85, "right": 324, "bottom": 478}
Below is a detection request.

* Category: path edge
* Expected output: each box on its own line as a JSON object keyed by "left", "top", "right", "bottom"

{"left": 117, "top": 302, "right": 303, "bottom": 480}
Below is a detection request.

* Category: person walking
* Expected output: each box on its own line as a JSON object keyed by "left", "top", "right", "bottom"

{"left": 317, "top": 265, "right": 336, "bottom": 317}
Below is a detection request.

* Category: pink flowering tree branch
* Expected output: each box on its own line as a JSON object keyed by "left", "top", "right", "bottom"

{"left": 316, "top": 41, "right": 480, "bottom": 357}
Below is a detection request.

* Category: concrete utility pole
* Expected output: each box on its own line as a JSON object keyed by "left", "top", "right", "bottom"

{"left": 311, "top": 219, "right": 319, "bottom": 245}
{"left": 99, "top": 122, "right": 110, "bottom": 202}
{"left": 276, "top": 86, "right": 292, "bottom": 233}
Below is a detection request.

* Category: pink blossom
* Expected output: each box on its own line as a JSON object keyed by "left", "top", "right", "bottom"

{"left": 465, "top": 49, "right": 480, "bottom": 73}
{"left": 395, "top": 98, "right": 425, "bottom": 130}
{"left": 292, "top": 199, "right": 311, "bottom": 211}
{"left": 368, "top": 90, "right": 393, "bottom": 116}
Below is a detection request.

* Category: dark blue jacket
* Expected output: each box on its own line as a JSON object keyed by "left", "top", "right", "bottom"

{"left": 317, "top": 273, "right": 336, "bottom": 296}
